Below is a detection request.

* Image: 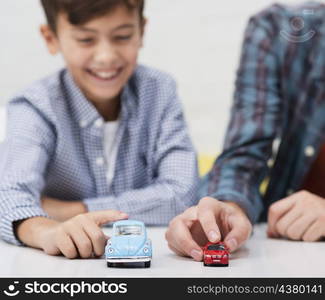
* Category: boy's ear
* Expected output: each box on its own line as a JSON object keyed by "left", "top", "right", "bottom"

{"left": 40, "top": 24, "right": 60, "bottom": 55}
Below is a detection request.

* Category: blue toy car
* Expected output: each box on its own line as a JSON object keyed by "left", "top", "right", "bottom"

{"left": 105, "top": 220, "right": 152, "bottom": 268}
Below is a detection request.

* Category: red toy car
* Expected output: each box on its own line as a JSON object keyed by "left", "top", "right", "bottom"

{"left": 202, "top": 242, "right": 229, "bottom": 267}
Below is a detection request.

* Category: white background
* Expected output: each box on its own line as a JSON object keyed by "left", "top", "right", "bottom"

{"left": 0, "top": 0, "right": 305, "bottom": 152}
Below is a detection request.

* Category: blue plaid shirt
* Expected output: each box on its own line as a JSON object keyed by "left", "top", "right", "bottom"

{"left": 0, "top": 65, "right": 198, "bottom": 245}
{"left": 201, "top": 2, "right": 325, "bottom": 223}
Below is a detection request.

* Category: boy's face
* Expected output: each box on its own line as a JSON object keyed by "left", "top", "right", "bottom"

{"left": 41, "top": 5, "right": 145, "bottom": 105}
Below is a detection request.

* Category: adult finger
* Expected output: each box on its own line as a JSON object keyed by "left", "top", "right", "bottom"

{"left": 197, "top": 197, "right": 222, "bottom": 243}
{"left": 274, "top": 206, "right": 302, "bottom": 237}
{"left": 166, "top": 218, "right": 202, "bottom": 261}
{"left": 302, "top": 219, "right": 325, "bottom": 242}
{"left": 267, "top": 196, "right": 296, "bottom": 237}
{"left": 165, "top": 206, "right": 197, "bottom": 248}
{"left": 167, "top": 243, "right": 187, "bottom": 258}
{"left": 285, "top": 214, "right": 315, "bottom": 240}
{"left": 224, "top": 213, "right": 252, "bottom": 252}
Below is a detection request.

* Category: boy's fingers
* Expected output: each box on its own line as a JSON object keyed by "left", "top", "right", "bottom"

{"left": 57, "top": 233, "right": 78, "bottom": 259}
{"left": 89, "top": 210, "right": 128, "bottom": 226}
{"left": 197, "top": 197, "right": 222, "bottom": 243}
{"left": 224, "top": 213, "right": 252, "bottom": 252}
{"left": 267, "top": 196, "right": 296, "bottom": 237}
{"left": 81, "top": 218, "right": 107, "bottom": 257}
{"left": 67, "top": 224, "right": 93, "bottom": 258}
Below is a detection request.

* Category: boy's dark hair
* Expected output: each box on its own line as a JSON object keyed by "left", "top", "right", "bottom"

{"left": 40, "top": 0, "right": 145, "bottom": 33}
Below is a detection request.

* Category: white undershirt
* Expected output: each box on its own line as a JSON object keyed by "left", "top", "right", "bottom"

{"left": 103, "top": 120, "right": 120, "bottom": 188}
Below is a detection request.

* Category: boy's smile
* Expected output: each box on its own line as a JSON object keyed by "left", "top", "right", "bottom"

{"left": 41, "top": 5, "right": 145, "bottom": 119}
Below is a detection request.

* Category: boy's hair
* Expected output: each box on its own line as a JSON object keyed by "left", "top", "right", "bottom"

{"left": 40, "top": 0, "right": 145, "bottom": 33}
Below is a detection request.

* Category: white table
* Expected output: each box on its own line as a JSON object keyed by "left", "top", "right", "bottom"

{"left": 0, "top": 224, "right": 324, "bottom": 278}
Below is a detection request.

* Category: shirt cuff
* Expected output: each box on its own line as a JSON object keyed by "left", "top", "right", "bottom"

{"left": 1, "top": 207, "right": 49, "bottom": 246}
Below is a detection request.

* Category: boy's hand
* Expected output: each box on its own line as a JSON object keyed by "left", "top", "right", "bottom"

{"left": 165, "top": 197, "right": 252, "bottom": 261}
{"left": 267, "top": 190, "right": 325, "bottom": 241}
{"left": 41, "top": 196, "right": 87, "bottom": 221}
{"left": 17, "top": 210, "right": 128, "bottom": 259}
{"left": 41, "top": 210, "right": 128, "bottom": 258}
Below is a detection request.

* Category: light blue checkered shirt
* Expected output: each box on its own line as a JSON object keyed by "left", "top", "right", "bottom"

{"left": 0, "top": 65, "right": 198, "bottom": 245}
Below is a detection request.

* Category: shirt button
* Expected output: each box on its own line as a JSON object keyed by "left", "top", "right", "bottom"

{"left": 79, "top": 120, "right": 87, "bottom": 128}
{"left": 94, "top": 119, "right": 104, "bottom": 128}
{"left": 96, "top": 157, "right": 105, "bottom": 166}
{"left": 304, "top": 146, "right": 315, "bottom": 157}
{"left": 267, "top": 159, "right": 274, "bottom": 168}
{"left": 287, "top": 189, "right": 294, "bottom": 196}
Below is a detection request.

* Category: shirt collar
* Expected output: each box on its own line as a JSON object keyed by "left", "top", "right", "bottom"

{"left": 63, "top": 70, "right": 101, "bottom": 128}
{"left": 62, "top": 69, "right": 138, "bottom": 128}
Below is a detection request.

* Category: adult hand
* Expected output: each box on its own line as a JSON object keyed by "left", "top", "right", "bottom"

{"left": 267, "top": 190, "right": 325, "bottom": 241}
{"left": 36, "top": 210, "right": 128, "bottom": 258}
{"left": 165, "top": 197, "right": 252, "bottom": 261}
{"left": 41, "top": 196, "right": 87, "bottom": 222}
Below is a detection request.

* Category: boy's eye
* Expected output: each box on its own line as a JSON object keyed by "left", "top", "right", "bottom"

{"left": 76, "top": 38, "right": 94, "bottom": 44}
{"left": 115, "top": 35, "right": 132, "bottom": 41}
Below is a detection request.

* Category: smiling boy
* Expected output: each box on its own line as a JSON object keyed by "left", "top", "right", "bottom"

{"left": 0, "top": 0, "right": 198, "bottom": 258}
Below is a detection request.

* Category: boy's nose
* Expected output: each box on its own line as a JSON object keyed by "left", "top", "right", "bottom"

{"left": 93, "top": 42, "right": 118, "bottom": 65}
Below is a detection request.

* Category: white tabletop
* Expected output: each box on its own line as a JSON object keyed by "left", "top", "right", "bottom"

{"left": 0, "top": 224, "right": 324, "bottom": 278}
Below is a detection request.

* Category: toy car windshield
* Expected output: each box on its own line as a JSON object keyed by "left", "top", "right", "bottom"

{"left": 207, "top": 244, "right": 226, "bottom": 251}
{"left": 116, "top": 225, "right": 142, "bottom": 236}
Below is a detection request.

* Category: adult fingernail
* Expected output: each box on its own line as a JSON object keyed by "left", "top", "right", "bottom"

{"left": 190, "top": 249, "right": 202, "bottom": 261}
{"left": 226, "top": 238, "right": 237, "bottom": 252}
{"left": 268, "top": 231, "right": 279, "bottom": 238}
{"left": 119, "top": 213, "right": 128, "bottom": 218}
{"left": 208, "top": 230, "right": 218, "bottom": 242}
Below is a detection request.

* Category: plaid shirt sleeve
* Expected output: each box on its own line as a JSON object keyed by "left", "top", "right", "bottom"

{"left": 0, "top": 98, "right": 54, "bottom": 245}
{"left": 205, "top": 15, "right": 283, "bottom": 223}
{"left": 84, "top": 80, "right": 199, "bottom": 225}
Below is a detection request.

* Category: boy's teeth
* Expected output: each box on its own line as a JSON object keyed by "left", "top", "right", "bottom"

{"left": 93, "top": 71, "right": 118, "bottom": 79}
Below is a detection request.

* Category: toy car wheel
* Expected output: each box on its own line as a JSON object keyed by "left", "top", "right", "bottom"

{"left": 144, "top": 261, "right": 151, "bottom": 268}
{"left": 107, "top": 262, "right": 117, "bottom": 268}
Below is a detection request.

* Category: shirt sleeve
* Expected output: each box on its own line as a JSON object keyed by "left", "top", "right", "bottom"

{"left": 203, "top": 15, "right": 283, "bottom": 223}
{"left": 0, "top": 98, "right": 54, "bottom": 245}
{"left": 83, "top": 80, "right": 199, "bottom": 225}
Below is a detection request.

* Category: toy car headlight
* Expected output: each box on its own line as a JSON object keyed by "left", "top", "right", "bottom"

{"left": 108, "top": 248, "right": 114, "bottom": 254}
{"left": 143, "top": 247, "right": 149, "bottom": 253}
